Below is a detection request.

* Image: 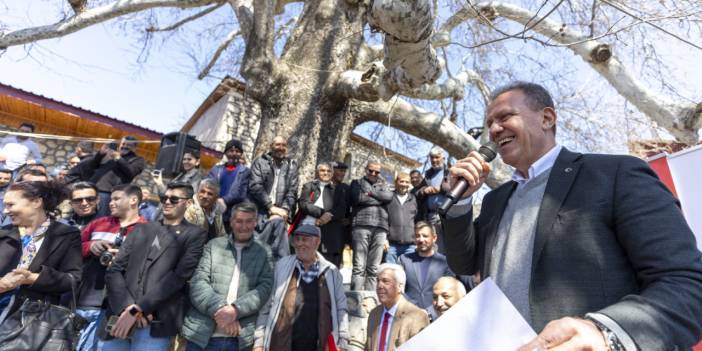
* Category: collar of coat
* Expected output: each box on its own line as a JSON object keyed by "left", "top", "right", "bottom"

{"left": 262, "top": 152, "right": 296, "bottom": 166}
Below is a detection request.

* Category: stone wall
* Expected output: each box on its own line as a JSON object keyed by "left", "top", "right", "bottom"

{"left": 186, "top": 87, "right": 262, "bottom": 164}
{"left": 344, "top": 134, "right": 421, "bottom": 184}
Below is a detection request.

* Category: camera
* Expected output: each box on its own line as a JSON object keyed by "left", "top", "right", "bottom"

{"left": 99, "top": 233, "right": 124, "bottom": 266}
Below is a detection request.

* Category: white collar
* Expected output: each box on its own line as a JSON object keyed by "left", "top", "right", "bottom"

{"left": 511, "top": 145, "right": 562, "bottom": 185}
{"left": 383, "top": 300, "right": 400, "bottom": 317}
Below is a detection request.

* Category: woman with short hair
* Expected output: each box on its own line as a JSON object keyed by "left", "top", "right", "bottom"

{"left": 0, "top": 180, "right": 82, "bottom": 317}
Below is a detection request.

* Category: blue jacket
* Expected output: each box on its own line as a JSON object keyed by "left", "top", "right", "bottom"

{"left": 207, "top": 163, "right": 251, "bottom": 208}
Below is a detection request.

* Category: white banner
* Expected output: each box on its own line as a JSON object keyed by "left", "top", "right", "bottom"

{"left": 667, "top": 144, "right": 702, "bottom": 251}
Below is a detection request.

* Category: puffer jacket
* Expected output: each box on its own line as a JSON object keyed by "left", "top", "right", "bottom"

{"left": 248, "top": 153, "right": 299, "bottom": 213}
{"left": 181, "top": 236, "right": 274, "bottom": 348}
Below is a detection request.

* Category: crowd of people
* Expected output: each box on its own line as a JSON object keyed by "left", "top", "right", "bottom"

{"left": 0, "top": 118, "right": 466, "bottom": 351}
{"left": 1, "top": 80, "right": 702, "bottom": 351}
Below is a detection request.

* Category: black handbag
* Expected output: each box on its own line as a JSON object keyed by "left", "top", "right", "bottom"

{"left": 0, "top": 276, "right": 87, "bottom": 351}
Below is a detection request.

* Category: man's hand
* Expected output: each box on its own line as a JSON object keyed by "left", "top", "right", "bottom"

{"left": 214, "top": 305, "right": 238, "bottom": 326}
{"left": 90, "top": 240, "right": 112, "bottom": 256}
{"left": 110, "top": 304, "right": 141, "bottom": 339}
{"left": 270, "top": 206, "right": 288, "bottom": 221}
{"left": 224, "top": 320, "right": 240, "bottom": 336}
{"left": 253, "top": 347, "right": 263, "bottom": 351}
{"left": 150, "top": 171, "right": 163, "bottom": 186}
{"left": 422, "top": 186, "right": 440, "bottom": 195}
{"left": 448, "top": 151, "right": 492, "bottom": 199}
{"left": 318, "top": 212, "right": 333, "bottom": 226}
{"left": 517, "top": 317, "right": 608, "bottom": 351}
{"left": 383, "top": 240, "right": 390, "bottom": 252}
{"left": 214, "top": 305, "right": 239, "bottom": 336}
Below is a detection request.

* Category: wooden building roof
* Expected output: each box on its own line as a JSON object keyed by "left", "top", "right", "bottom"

{"left": 0, "top": 82, "right": 223, "bottom": 169}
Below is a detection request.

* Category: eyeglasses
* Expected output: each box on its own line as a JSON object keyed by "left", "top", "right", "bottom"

{"left": 159, "top": 195, "right": 188, "bottom": 204}
{"left": 71, "top": 196, "right": 97, "bottom": 204}
{"left": 366, "top": 169, "right": 381, "bottom": 175}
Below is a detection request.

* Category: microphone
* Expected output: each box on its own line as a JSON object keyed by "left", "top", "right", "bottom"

{"left": 437, "top": 141, "right": 498, "bottom": 215}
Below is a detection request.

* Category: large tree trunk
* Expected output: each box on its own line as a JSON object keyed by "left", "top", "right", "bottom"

{"left": 243, "top": 0, "right": 366, "bottom": 181}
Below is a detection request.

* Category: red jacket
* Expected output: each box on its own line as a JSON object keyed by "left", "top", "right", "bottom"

{"left": 80, "top": 215, "right": 146, "bottom": 258}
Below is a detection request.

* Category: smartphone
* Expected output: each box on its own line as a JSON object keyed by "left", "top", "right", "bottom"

{"left": 108, "top": 142, "right": 119, "bottom": 151}
{"left": 105, "top": 315, "right": 119, "bottom": 334}
{"left": 105, "top": 315, "right": 136, "bottom": 337}
{"left": 151, "top": 169, "right": 162, "bottom": 177}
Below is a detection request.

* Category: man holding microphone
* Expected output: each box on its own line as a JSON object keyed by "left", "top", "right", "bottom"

{"left": 443, "top": 81, "right": 702, "bottom": 350}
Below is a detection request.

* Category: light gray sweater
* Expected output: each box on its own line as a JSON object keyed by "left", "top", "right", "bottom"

{"left": 489, "top": 168, "right": 551, "bottom": 324}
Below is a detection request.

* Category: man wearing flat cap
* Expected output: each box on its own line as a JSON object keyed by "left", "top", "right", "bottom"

{"left": 208, "top": 138, "right": 251, "bottom": 230}
{"left": 253, "top": 224, "right": 350, "bottom": 351}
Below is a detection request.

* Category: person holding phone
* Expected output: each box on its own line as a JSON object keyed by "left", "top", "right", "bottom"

{"left": 82, "top": 136, "right": 145, "bottom": 216}
{"left": 152, "top": 150, "right": 202, "bottom": 197}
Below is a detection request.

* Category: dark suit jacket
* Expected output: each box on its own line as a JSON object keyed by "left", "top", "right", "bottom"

{"left": 443, "top": 148, "right": 702, "bottom": 349}
{"left": 365, "top": 296, "right": 430, "bottom": 351}
{"left": 0, "top": 225, "right": 21, "bottom": 277}
{"left": 298, "top": 180, "right": 350, "bottom": 253}
{"left": 398, "top": 252, "right": 452, "bottom": 309}
{"left": 101, "top": 220, "right": 206, "bottom": 338}
{"left": 0, "top": 221, "right": 82, "bottom": 309}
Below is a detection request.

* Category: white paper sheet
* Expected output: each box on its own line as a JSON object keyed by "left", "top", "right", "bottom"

{"left": 397, "top": 277, "right": 536, "bottom": 351}
{"left": 667, "top": 145, "right": 702, "bottom": 250}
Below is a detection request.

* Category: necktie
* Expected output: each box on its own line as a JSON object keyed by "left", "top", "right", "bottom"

{"left": 378, "top": 311, "right": 391, "bottom": 351}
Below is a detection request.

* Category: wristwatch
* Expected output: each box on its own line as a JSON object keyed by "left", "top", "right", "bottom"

{"left": 587, "top": 317, "right": 624, "bottom": 351}
{"left": 129, "top": 306, "right": 140, "bottom": 316}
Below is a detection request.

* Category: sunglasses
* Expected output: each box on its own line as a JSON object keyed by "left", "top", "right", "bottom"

{"left": 366, "top": 169, "right": 381, "bottom": 175}
{"left": 71, "top": 196, "right": 97, "bottom": 204}
{"left": 159, "top": 195, "right": 189, "bottom": 204}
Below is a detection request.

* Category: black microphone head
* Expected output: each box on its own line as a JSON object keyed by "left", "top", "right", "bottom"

{"left": 478, "top": 141, "right": 498, "bottom": 162}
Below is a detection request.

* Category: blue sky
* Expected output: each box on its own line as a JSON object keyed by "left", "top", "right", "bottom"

{"left": 0, "top": 1, "right": 221, "bottom": 134}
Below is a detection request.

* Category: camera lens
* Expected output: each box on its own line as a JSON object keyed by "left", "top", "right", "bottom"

{"left": 100, "top": 252, "right": 113, "bottom": 266}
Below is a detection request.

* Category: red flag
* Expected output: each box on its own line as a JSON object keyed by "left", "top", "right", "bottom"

{"left": 327, "top": 334, "right": 338, "bottom": 351}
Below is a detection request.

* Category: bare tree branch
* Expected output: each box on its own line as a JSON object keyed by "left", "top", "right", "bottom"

{"left": 67, "top": 0, "right": 88, "bottom": 14}
{"left": 146, "top": 1, "right": 225, "bottom": 32}
{"left": 198, "top": 29, "right": 241, "bottom": 79}
{"left": 404, "top": 69, "right": 491, "bottom": 102}
{"left": 228, "top": 0, "right": 253, "bottom": 41}
{"left": 0, "top": 0, "right": 221, "bottom": 49}
{"left": 433, "top": 1, "right": 701, "bottom": 143}
{"left": 240, "top": 0, "right": 278, "bottom": 95}
{"left": 338, "top": 65, "right": 491, "bottom": 105}
{"left": 351, "top": 98, "right": 511, "bottom": 187}
{"left": 600, "top": 0, "right": 702, "bottom": 51}
{"left": 274, "top": 0, "right": 303, "bottom": 15}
